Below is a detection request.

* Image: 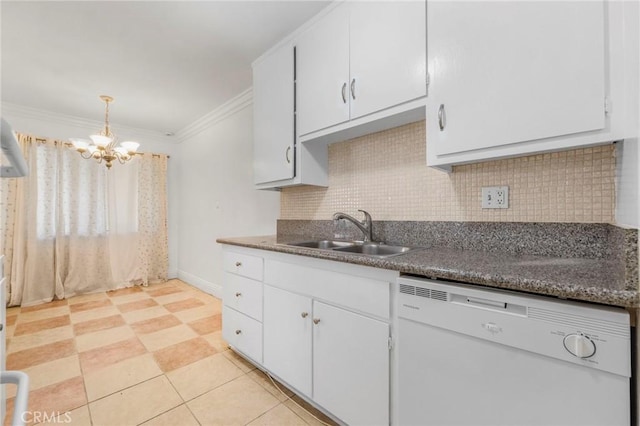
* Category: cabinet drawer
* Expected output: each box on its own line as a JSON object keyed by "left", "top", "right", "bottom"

{"left": 265, "top": 259, "right": 391, "bottom": 319}
{"left": 223, "top": 306, "right": 263, "bottom": 364}
{"left": 223, "top": 251, "right": 263, "bottom": 281}
{"left": 223, "top": 272, "right": 263, "bottom": 321}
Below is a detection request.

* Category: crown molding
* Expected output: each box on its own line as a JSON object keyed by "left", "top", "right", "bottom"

{"left": 1, "top": 102, "right": 177, "bottom": 143}
{"left": 2, "top": 87, "right": 254, "bottom": 145}
{"left": 174, "top": 87, "right": 253, "bottom": 143}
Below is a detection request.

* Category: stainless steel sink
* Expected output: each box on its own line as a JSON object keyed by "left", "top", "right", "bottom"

{"left": 287, "top": 240, "right": 357, "bottom": 249}
{"left": 283, "top": 240, "right": 419, "bottom": 258}
{"left": 333, "top": 243, "right": 414, "bottom": 257}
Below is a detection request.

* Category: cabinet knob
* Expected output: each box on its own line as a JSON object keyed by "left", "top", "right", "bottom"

{"left": 350, "top": 78, "right": 356, "bottom": 100}
{"left": 235, "top": 329, "right": 242, "bottom": 335}
{"left": 301, "top": 312, "right": 309, "bottom": 318}
{"left": 438, "top": 104, "right": 446, "bottom": 131}
{"left": 285, "top": 146, "right": 291, "bottom": 164}
{"left": 341, "top": 82, "right": 347, "bottom": 104}
{"left": 313, "top": 318, "right": 321, "bottom": 325}
{"left": 235, "top": 292, "right": 242, "bottom": 297}
{"left": 235, "top": 261, "right": 242, "bottom": 267}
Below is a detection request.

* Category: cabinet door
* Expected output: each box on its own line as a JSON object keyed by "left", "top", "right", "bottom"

{"left": 313, "top": 301, "right": 389, "bottom": 425}
{"left": 296, "top": 4, "right": 350, "bottom": 136}
{"left": 263, "top": 285, "right": 313, "bottom": 396}
{"left": 428, "top": 1, "right": 605, "bottom": 157}
{"left": 350, "top": 1, "right": 426, "bottom": 120}
{"left": 253, "top": 43, "right": 295, "bottom": 184}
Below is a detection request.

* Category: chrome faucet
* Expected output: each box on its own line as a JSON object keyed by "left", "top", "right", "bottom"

{"left": 333, "top": 209, "right": 373, "bottom": 242}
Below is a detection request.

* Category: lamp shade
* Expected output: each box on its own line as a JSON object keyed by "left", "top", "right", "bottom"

{"left": 120, "top": 141, "right": 140, "bottom": 153}
{"left": 70, "top": 138, "right": 90, "bottom": 150}
{"left": 90, "top": 134, "right": 113, "bottom": 147}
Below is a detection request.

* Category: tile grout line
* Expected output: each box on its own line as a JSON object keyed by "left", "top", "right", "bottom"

{"left": 6, "top": 281, "right": 232, "bottom": 425}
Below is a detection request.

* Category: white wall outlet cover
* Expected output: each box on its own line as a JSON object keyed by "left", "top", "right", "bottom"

{"left": 482, "top": 186, "right": 509, "bottom": 209}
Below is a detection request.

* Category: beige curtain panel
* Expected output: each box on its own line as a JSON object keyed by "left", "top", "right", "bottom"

{"left": 1, "top": 133, "right": 169, "bottom": 307}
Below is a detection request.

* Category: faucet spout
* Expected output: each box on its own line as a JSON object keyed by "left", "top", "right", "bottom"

{"left": 332, "top": 209, "right": 373, "bottom": 242}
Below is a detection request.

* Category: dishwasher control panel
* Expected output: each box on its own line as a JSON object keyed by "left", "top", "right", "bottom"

{"left": 398, "top": 276, "right": 631, "bottom": 378}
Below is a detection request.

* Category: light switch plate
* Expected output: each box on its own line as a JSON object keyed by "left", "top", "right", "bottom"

{"left": 482, "top": 186, "right": 509, "bottom": 209}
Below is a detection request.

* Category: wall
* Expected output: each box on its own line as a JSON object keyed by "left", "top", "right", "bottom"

{"left": 282, "top": 121, "right": 617, "bottom": 223}
{"left": 176, "top": 104, "right": 279, "bottom": 296}
{"left": 616, "top": 139, "right": 639, "bottom": 228}
{"left": 1, "top": 104, "right": 182, "bottom": 277}
{"left": 615, "top": 0, "right": 640, "bottom": 229}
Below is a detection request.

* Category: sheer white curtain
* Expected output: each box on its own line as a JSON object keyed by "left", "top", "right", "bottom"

{"left": 1, "top": 134, "right": 168, "bottom": 306}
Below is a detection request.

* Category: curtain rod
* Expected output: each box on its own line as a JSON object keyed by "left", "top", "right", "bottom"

{"left": 29, "top": 136, "right": 170, "bottom": 158}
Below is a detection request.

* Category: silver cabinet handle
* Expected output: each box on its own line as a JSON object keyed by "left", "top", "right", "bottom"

{"left": 438, "top": 104, "right": 446, "bottom": 131}
{"left": 235, "top": 292, "right": 242, "bottom": 297}
{"left": 350, "top": 78, "right": 356, "bottom": 100}
{"left": 235, "top": 329, "right": 242, "bottom": 335}
{"left": 341, "top": 82, "right": 347, "bottom": 104}
{"left": 235, "top": 261, "right": 242, "bottom": 267}
{"left": 301, "top": 312, "right": 309, "bottom": 318}
{"left": 285, "top": 146, "right": 291, "bottom": 164}
{"left": 313, "top": 318, "right": 321, "bottom": 325}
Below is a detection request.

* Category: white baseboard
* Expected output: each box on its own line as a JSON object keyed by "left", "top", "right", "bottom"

{"left": 177, "top": 269, "right": 222, "bottom": 298}
{"left": 168, "top": 270, "right": 178, "bottom": 279}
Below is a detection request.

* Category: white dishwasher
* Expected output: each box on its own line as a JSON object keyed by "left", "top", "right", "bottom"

{"left": 397, "top": 276, "right": 631, "bottom": 426}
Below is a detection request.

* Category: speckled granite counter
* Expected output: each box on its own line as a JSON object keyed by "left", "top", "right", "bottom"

{"left": 217, "top": 221, "right": 639, "bottom": 308}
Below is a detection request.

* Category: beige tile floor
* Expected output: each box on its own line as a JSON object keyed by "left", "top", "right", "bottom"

{"left": 3, "top": 280, "right": 336, "bottom": 426}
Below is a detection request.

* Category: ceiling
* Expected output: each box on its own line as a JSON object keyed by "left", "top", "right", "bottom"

{"left": 1, "top": 1, "right": 328, "bottom": 135}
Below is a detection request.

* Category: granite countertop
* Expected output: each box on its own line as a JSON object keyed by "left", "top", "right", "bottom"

{"left": 217, "top": 234, "right": 640, "bottom": 308}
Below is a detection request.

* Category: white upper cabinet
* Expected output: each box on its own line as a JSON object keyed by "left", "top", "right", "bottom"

{"left": 427, "top": 0, "right": 633, "bottom": 170}
{"left": 253, "top": 42, "right": 295, "bottom": 185}
{"left": 349, "top": 1, "right": 426, "bottom": 120}
{"left": 252, "top": 42, "right": 328, "bottom": 190}
{"left": 297, "top": 1, "right": 426, "bottom": 137}
{"left": 297, "top": 4, "right": 351, "bottom": 136}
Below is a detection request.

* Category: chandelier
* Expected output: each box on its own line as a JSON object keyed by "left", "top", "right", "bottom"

{"left": 70, "top": 95, "right": 140, "bottom": 169}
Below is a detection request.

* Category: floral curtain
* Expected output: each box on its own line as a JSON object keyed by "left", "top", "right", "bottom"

{"left": 1, "top": 134, "right": 168, "bottom": 306}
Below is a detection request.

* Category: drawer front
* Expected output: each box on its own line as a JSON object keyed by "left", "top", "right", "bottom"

{"left": 223, "top": 272, "right": 263, "bottom": 321}
{"left": 265, "top": 259, "right": 391, "bottom": 319}
{"left": 223, "top": 306, "right": 263, "bottom": 364}
{"left": 223, "top": 251, "right": 263, "bottom": 281}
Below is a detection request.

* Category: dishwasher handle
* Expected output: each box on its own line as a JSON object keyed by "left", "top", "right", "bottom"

{"left": 1, "top": 371, "right": 29, "bottom": 426}
{"left": 466, "top": 296, "right": 507, "bottom": 310}
{"left": 451, "top": 293, "right": 526, "bottom": 316}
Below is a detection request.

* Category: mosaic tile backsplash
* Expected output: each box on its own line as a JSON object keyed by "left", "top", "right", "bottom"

{"left": 280, "top": 120, "right": 616, "bottom": 223}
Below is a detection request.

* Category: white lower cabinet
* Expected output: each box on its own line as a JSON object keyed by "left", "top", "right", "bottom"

{"left": 222, "top": 245, "right": 396, "bottom": 425}
{"left": 312, "top": 301, "right": 389, "bottom": 426}
{"left": 263, "top": 254, "right": 395, "bottom": 426}
{"left": 222, "top": 246, "right": 265, "bottom": 364}
{"left": 263, "top": 285, "right": 313, "bottom": 397}
{"left": 222, "top": 305, "right": 263, "bottom": 363}
{"left": 264, "top": 285, "right": 390, "bottom": 426}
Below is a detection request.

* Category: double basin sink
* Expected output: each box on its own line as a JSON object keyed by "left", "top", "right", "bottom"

{"left": 284, "top": 240, "right": 420, "bottom": 258}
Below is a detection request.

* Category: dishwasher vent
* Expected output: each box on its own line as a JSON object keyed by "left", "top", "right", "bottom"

{"left": 400, "top": 284, "right": 448, "bottom": 301}
{"left": 528, "top": 307, "right": 630, "bottom": 338}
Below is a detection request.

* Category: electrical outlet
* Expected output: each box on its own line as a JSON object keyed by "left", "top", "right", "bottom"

{"left": 482, "top": 186, "right": 509, "bottom": 209}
